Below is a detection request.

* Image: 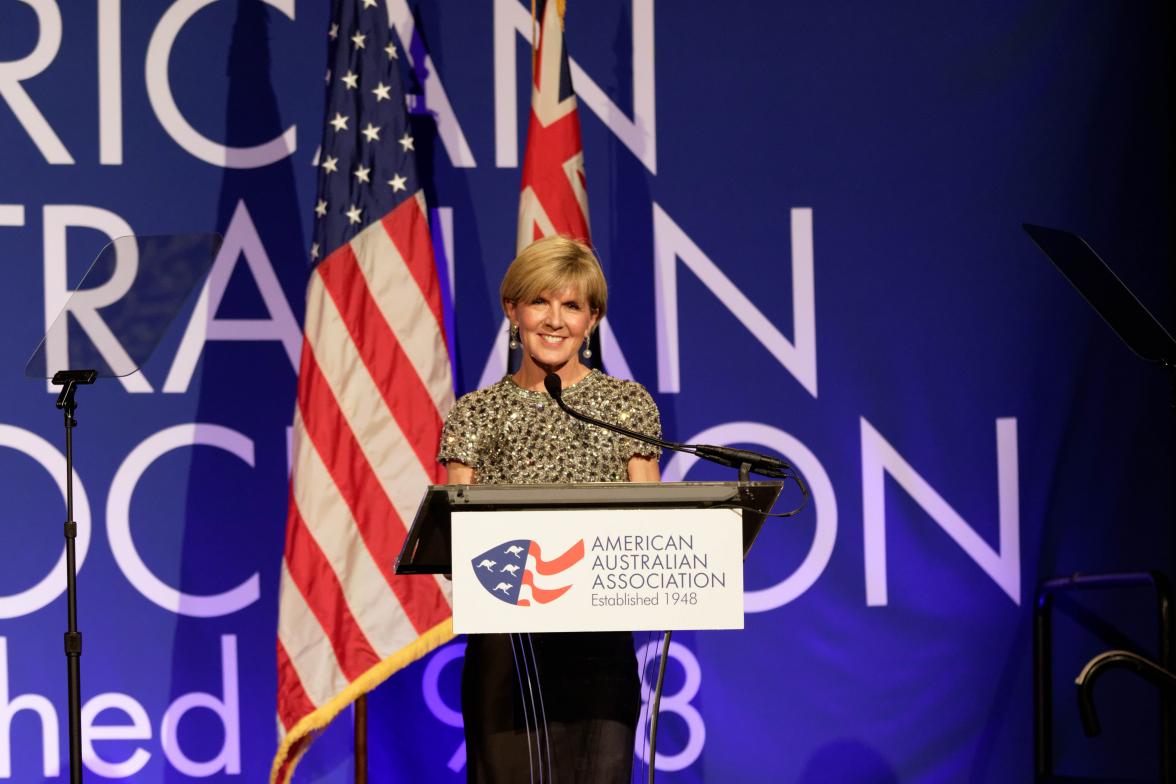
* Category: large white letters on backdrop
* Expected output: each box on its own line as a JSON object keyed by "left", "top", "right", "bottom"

{"left": 0, "top": 634, "right": 240, "bottom": 778}
{"left": 0, "top": 425, "right": 92, "bottom": 620}
{"left": 0, "top": 0, "right": 72, "bottom": 164}
{"left": 652, "top": 204, "right": 818, "bottom": 397}
{"left": 145, "top": 0, "right": 297, "bottom": 168}
{"left": 107, "top": 424, "right": 260, "bottom": 617}
{"left": 862, "top": 416, "right": 1021, "bottom": 605}
{"left": 163, "top": 200, "right": 301, "bottom": 393}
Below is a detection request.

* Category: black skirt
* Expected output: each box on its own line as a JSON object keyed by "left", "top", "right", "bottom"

{"left": 462, "top": 631, "right": 640, "bottom": 784}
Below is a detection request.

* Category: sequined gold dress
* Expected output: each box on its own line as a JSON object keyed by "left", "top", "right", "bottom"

{"left": 438, "top": 370, "right": 662, "bottom": 784}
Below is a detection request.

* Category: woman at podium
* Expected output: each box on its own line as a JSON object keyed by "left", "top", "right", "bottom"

{"left": 438, "top": 235, "right": 662, "bottom": 783}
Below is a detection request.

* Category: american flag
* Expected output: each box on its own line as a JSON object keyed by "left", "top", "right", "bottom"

{"left": 518, "top": 0, "right": 591, "bottom": 249}
{"left": 271, "top": 0, "right": 454, "bottom": 781}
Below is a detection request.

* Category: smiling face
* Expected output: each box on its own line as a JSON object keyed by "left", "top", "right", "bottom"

{"left": 499, "top": 236, "right": 608, "bottom": 387}
{"left": 506, "top": 286, "right": 599, "bottom": 376}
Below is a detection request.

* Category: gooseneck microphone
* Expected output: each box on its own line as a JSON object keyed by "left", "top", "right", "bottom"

{"left": 543, "top": 372, "right": 797, "bottom": 480}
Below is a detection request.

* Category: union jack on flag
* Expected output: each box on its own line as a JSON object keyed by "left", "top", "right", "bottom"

{"left": 491, "top": 0, "right": 606, "bottom": 375}
{"left": 271, "top": 0, "right": 454, "bottom": 781}
{"left": 518, "top": 0, "right": 590, "bottom": 250}
{"left": 479, "top": 0, "right": 599, "bottom": 385}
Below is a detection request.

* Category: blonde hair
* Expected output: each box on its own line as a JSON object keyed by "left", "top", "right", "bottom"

{"left": 500, "top": 235, "right": 608, "bottom": 319}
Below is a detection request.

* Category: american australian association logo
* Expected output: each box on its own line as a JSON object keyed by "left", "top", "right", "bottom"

{"left": 472, "top": 539, "right": 585, "bottom": 606}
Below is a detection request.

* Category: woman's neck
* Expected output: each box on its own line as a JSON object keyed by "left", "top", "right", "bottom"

{"left": 512, "top": 358, "right": 591, "bottom": 392}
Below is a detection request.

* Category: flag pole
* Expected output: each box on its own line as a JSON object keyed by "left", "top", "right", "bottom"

{"left": 354, "top": 695, "right": 368, "bottom": 784}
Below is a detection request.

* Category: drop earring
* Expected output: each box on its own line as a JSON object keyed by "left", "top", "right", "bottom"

{"left": 508, "top": 323, "right": 520, "bottom": 350}
{"left": 582, "top": 332, "right": 593, "bottom": 360}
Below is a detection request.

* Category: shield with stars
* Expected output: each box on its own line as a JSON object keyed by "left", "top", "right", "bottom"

{"left": 471, "top": 538, "right": 585, "bottom": 606}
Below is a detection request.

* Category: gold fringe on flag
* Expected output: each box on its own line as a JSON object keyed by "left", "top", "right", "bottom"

{"left": 269, "top": 619, "right": 455, "bottom": 784}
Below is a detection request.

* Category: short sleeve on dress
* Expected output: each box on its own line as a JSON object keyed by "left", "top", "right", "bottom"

{"left": 437, "top": 393, "right": 481, "bottom": 467}
{"left": 613, "top": 382, "right": 662, "bottom": 462}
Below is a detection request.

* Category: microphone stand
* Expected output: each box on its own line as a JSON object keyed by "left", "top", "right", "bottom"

{"left": 51, "top": 369, "right": 97, "bottom": 784}
{"left": 542, "top": 373, "right": 799, "bottom": 483}
{"left": 542, "top": 373, "right": 805, "bottom": 783}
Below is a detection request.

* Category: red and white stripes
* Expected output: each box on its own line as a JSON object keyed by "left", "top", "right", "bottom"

{"left": 273, "top": 193, "right": 454, "bottom": 783}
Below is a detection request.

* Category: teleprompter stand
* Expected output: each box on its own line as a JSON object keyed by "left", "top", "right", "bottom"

{"left": 1023, "top": 224, "right": 1176, "bottom": 781}
{"left": 24, "top": 233, "right": 221, "bottom": 783}
{"left": 397, "top": 480, "right": 782, "bottom": 782}
{"left": 53, "top": 369, "right": 95, "bottom": 784}
{"left": 1023, "top": 223, "right": 1176, "bottom": 406}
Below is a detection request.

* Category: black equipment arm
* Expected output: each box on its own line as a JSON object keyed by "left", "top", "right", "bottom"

{"left": 543, "top": 373, "right": 796, "bottom": 481}
{"left": 1076, "top": 650, "right": 1176, "bottom": 737}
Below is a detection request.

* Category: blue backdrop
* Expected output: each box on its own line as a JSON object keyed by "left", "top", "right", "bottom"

{"left": 0, "top": 1, "right": 1171, "bottom": 781}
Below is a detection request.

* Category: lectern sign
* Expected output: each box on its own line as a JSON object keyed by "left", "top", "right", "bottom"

{"left": 452, "top": 508, "right": 744, "bottom": 633}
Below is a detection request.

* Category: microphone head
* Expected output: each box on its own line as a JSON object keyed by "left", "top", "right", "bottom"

{"left": 543, "top": 373, "right": 563, "bottom": 401}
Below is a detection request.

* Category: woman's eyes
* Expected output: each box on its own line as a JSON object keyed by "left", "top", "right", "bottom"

{"left": 529, "top": 298, "right": 583, "bottom": 310}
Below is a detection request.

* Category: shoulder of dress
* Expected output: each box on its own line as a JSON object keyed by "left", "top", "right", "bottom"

{"left": 451, "top": 379, "right": 512, "bottom": 409}
{"left": 596, "top": 373, "right": 653, "bottom": 397}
